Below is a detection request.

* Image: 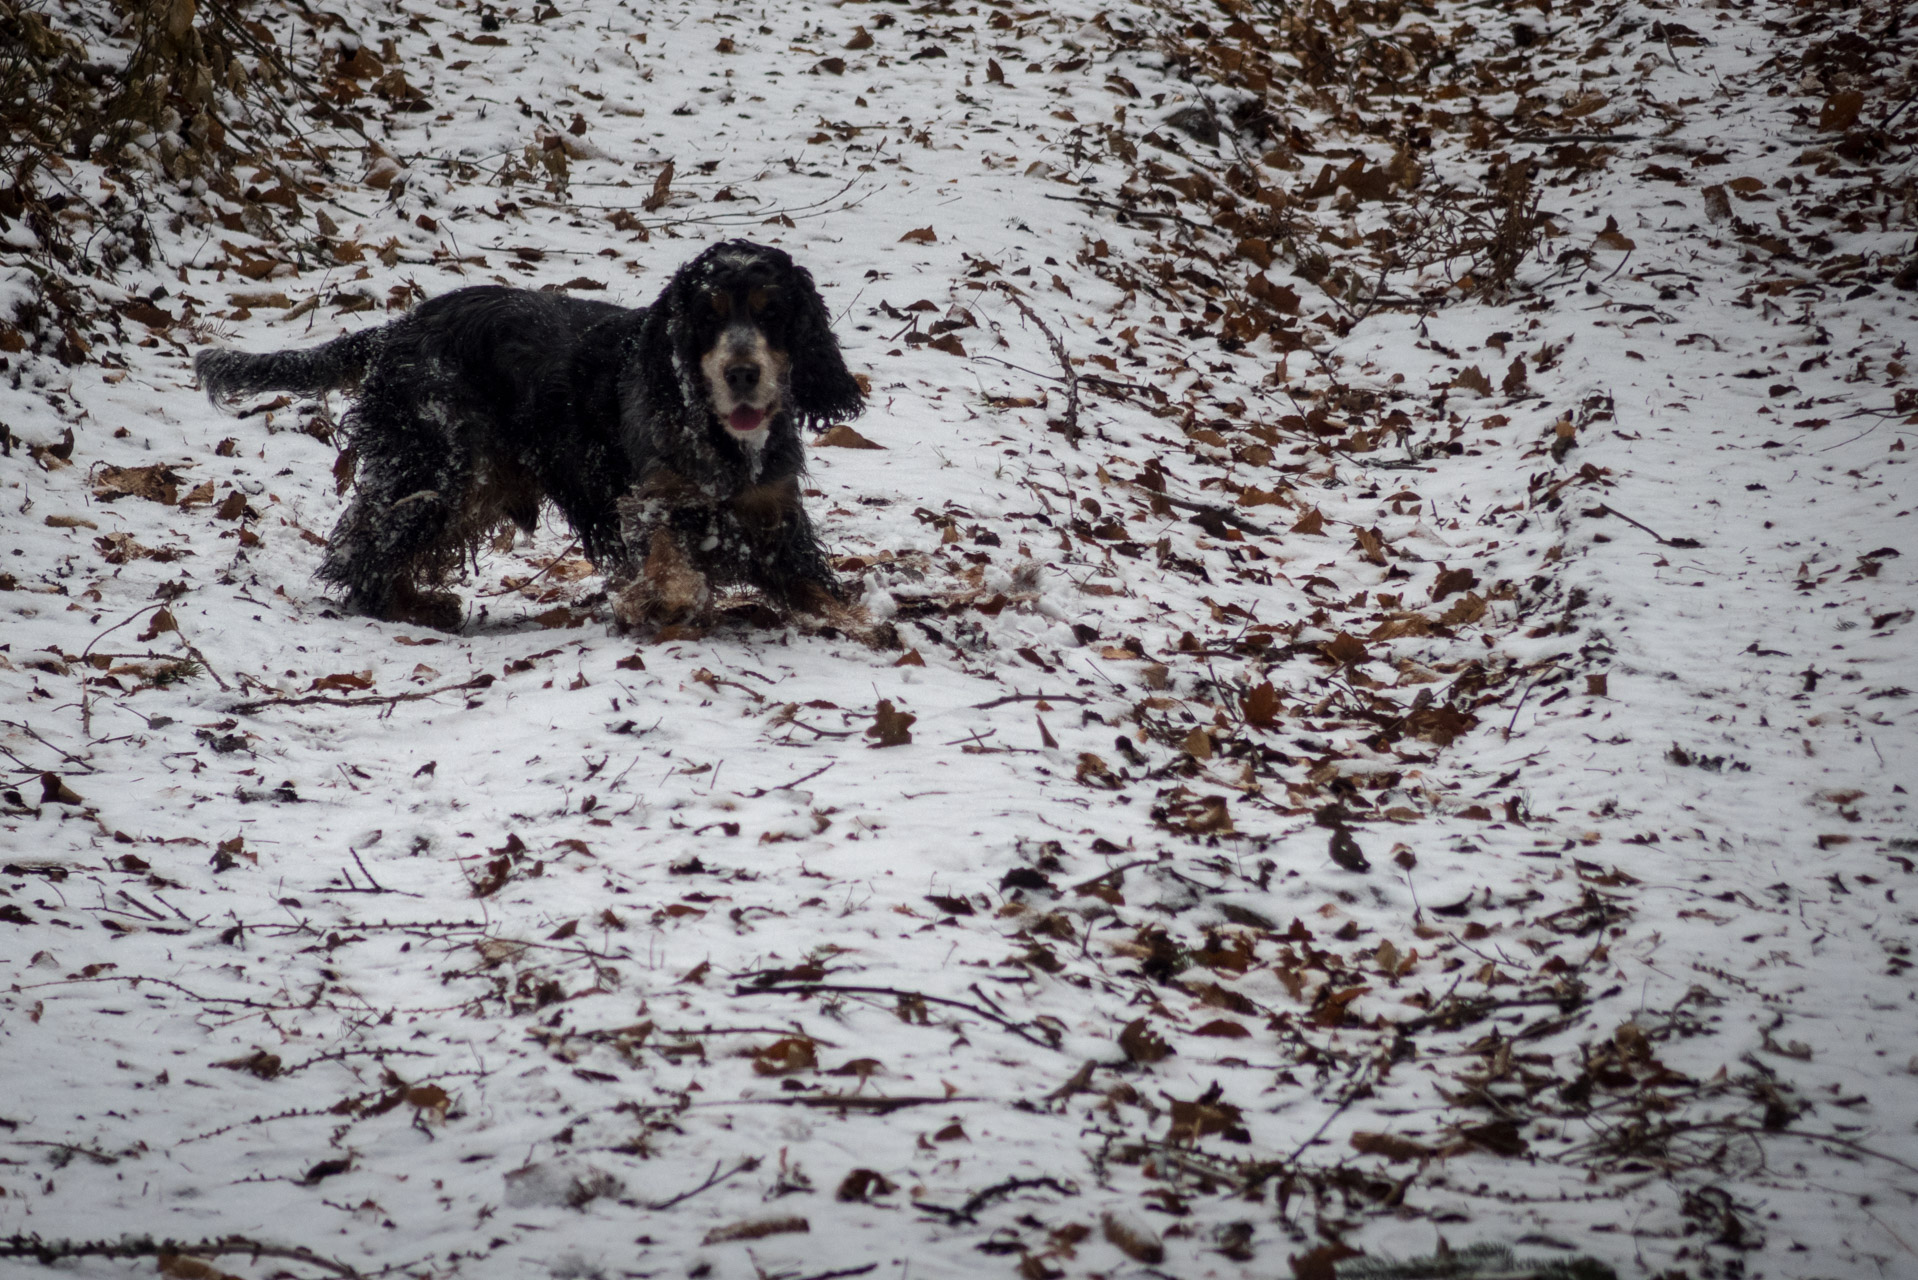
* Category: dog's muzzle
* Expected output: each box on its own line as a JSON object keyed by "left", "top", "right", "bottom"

{"left": 724, "top": 363, "right": 766, "bottom": 433}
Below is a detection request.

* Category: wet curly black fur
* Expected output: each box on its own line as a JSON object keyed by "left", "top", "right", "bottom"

{"left": 194, "top": 240, "right": 863, "bottom": 630}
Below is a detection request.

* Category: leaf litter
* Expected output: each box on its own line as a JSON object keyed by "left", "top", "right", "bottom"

{"left": 1, "top": 0, "right": 1915, "bottom": 1277}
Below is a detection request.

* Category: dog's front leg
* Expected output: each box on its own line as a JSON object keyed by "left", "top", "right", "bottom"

{"left": 731, "top": 480, "right": 843, "bottom": 612}
{"left": 611, "top": 528, "right": 713, "bottom": 629}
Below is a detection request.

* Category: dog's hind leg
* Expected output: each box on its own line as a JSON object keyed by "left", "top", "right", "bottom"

{"left": 318, "top": 398, "right": 471, "bottom": 630}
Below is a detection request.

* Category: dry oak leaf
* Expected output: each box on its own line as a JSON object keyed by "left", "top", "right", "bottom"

{"left": 816, "top": 423, "right": 884, "bottom": 449}
{"left": 1437, "top": 591, "right": 1487, "bottom": 627}
{"left": 1320, "top": 632, "right": 1370, "bottom": 666}
{"left": 1118, "top": 1017, "right": 1174, "bottom": 1064}
{"left": 1702, "top": 184, "right": 1732, "bottom": 223}
{"left": 1429, "top": 565, "right": 1479, "bottom": 602}
{"left": 751, "top": 1036, "right": 818, "bottom": 1075}
{"left": 136, "top": 608, "right": 178, "bottom": 642}
{"left": 867, "top": 699, "right": 915, "bottom": 747}
{"left": 309, "top": 671, "right": 374, "bottom": 693}
{"left": 1289, "top": 506, "right": 1326, "bottom": 535}
{"left": 1192, "top": 1018, "right": 1251, "bottom": 1038}
{"left": 1101, "top": 1211, "right": 1165, "bottom": 1264}
{"left": 1240, "top": 680, "right": 1280, "bottom": 728}
{"left": 898, "top": 226, "right": 938, "bottom": 244}
{"left": 39, "top": 772, "right": 84, "bottom": 805}
{"left": 1328, "top": 827, "right": 1370, "bottom": 873}
{"left": 1167, "top": 1088, "right": 1246, "bottom": 1141}
{"left": 1819, "top": 90, "right": 1864, "bottom": 133}
{"left": 641, "top": 160, "right": 674, "bottom": 212}
{"left": 1450, "top": 365, "right": 1493, "bottom": 396}
{"left": 406, "top": 1083, "right": 451, "bottom": 1118}
{"left": 93, "top": 463, "right": 183, "bottom": 505}
{"left": 1593, "top": 215, "right": 1635, "bottom": 251}
{"left": 1186, "top": 794, "right": 1235, "bottom": 834}
{"left": 1350, "top": 1130, "right": 1434, "bottom": 1162}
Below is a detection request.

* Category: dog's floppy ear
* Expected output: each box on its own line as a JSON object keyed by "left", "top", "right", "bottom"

{"left": 620, "top": 277, "right": 696, "bottom": 455}
{"left": 784, "top": 263, "right": 865, "bottom": 428}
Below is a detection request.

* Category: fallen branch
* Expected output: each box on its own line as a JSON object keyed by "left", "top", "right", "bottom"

{"left": 970, "top": 692, "right": 1091, "bottom": 710}
{"left": 475, "top": 539, "right": 580, "bottom": 598}
{"left": 705, "top": 1094, "right": 986, "bottom": 1113}
{"left": 0, "top": 720, "right": 96, "bottom": 774}
{"left": 1589, "top": 504, "right": 1701, "bottom": 548}
{"left": 737, "top": 982, "right": 1063, "bottom": 1051}
{"left": 914, "top": 1174, "right": 1076, "bottom": 1225}
{"left": 226, "top": 674, "right": 495, "bottom": 715}
{"left": 0, "top": 1232, "right": 362, "bottom": 1278}
{"left": 998, "top": 284, "right": 1081, "bottom": 444}
{"left": 738, "top": 761, "right": 836, "bottom": 797}
{"left": 1042, "top": 190, "right": 1212, "bottom": 232}
{"left": 1156, "top": 492, "right": 1280, "bottom": 538}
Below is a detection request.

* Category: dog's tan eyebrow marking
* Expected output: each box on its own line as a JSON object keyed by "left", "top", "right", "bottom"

{"left": 708, "top": 291, "right": 731, "bottom": 317}
{"left": 747, "top": 286, "right": 772, "bottom": 315}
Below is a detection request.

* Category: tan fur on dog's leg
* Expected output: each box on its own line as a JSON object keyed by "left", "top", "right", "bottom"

{"left": 807, "top": 593, "right": 900, "bottom": 650}
{"left": 612, "top": 530, "right": 712, "bottom": 630}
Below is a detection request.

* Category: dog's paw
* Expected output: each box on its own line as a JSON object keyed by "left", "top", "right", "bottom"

{"left": 626, "top": 530, "right": 713, "bottom": 621}
{"left": 803, "top": 598, "right": 900, "bottom": 650}
{"left": 383, "top": 584, "right": 465, "bottom": 632}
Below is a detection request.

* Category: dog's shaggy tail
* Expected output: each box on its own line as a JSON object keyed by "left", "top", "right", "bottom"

{"left": 195, "top": 328, "right": 386, "bottom": 403}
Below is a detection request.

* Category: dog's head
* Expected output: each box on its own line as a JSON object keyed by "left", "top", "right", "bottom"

{"left": 654, "top": 240, "right": 864, "bottom": 450}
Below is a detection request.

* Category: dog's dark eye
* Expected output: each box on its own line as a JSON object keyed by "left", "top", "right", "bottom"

{"left": 747, "top": 287, "right": 773, "bottom": 316}
{"left": 708, "top": 291, "right": 731, "bottom": 318}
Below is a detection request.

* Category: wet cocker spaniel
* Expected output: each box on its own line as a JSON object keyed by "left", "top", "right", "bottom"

{"left": 195, "top": 240, "right": 864, "bottom": 631}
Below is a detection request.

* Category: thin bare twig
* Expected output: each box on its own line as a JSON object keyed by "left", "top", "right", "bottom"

{"left": 738, "top": 982, "right": 1063, "bottom": 1051}
{"left": 642, "top": 1157, "right": 760, "bottom": 1211}
{"left": 998, "top": 285, "right": 1081, "bottom": 444}
{"left": 1591, "top": 504, "right": 1700, "bottom": 548}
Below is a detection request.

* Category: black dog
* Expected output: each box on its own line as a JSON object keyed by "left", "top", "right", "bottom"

{"left": 195, "top": 240, "right": 864, "bottom": 630}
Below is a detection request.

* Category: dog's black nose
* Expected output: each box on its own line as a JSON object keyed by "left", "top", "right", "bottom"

{"left": 724, "top": 363, "right": 761, "bottom": 395}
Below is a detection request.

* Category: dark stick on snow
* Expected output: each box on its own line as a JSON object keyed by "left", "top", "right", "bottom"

{"left": 998, "top": 284, "right": 1081, "bottom": 443}
{"left": 915, "top": 1174, "right": 1076, "bottom": 1225}
{"left": 708, "top": 1094, "right": 986, "bottom": 1113}
{"left": 0, "top": 1232, "right": 363, "bottom": 1279}
{"left": 970, "top": 692, "right": 1091, "bottom": 710}
{"left": 642, "top": 1157, "right": 761, "bottom": 1211}
{"left": 1156, "top": 492, "right": 1280, "bottom": 537}
{"left": 1591, "top": 504, "right": 1700, "bottom": 548}
{"left": 736, "top": 982, "right": 1063, "bottom": 1051}
{"left": 739, "top": 761, "right": 836, "bottom": 797}
{"left": 226, "top": 674, "right": 495, "bottom": 715}
{"left": 791, "top": 1265, "right": 879, "bottom": 1280}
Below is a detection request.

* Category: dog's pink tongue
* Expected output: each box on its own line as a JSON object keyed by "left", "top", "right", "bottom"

{"left": 728, "top": 407, "right": 765, "bottom": 433}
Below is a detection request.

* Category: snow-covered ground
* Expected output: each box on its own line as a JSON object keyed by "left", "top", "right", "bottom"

{"left": 3, "top": 0, "right": 1915, "bottom": 1276}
